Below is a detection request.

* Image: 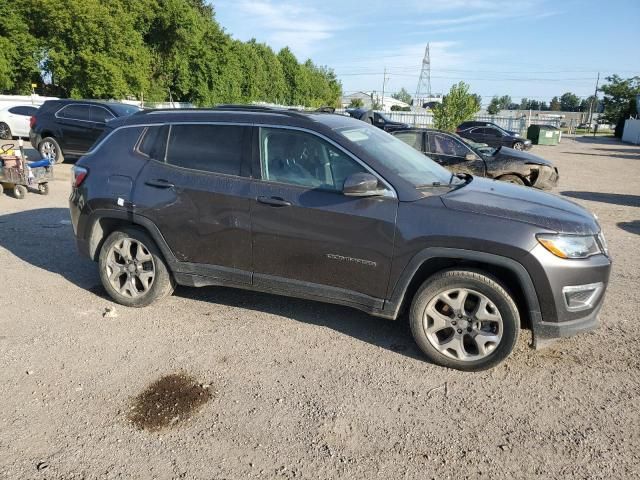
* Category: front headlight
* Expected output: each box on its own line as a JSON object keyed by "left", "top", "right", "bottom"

{"left": 536, "top": 234, "right": 602, "bottom": 259}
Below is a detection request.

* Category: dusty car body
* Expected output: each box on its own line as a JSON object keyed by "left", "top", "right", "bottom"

{"left": 392, "top": 128, "right": 559, "bottom": 189}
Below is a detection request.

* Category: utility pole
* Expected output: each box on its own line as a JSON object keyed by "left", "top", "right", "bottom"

{"left": 381, "top": 67, "right": 390, "bottom": 111}
{"left": 588, "top": 72, "right": 600, "bottom": 125}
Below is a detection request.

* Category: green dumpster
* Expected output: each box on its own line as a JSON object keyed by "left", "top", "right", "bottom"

{"left": 527, "top": 124, "right": 561, "bottom": 145}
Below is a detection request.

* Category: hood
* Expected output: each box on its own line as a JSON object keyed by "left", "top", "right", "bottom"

{"left": 490, "top": 146, "right": 554, "bottom": 167}
{"left": 441, "top": 177, "right": 599, "bottom": 234}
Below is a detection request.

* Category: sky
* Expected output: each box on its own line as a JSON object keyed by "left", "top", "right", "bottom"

{"left": 214, "top": 0, "right": 640, "bottom": 106}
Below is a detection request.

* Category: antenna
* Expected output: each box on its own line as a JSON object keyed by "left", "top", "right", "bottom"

{"left": 414, "top": 44, "right": 431, "bottom": 109}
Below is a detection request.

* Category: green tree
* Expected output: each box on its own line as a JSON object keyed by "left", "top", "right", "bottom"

{"left": 600, "top": 75, "right": 640, "bottom": 125}
{"left": 487, "top": 97, "right": 501, "bottom": 115}
{"left": 550, "top": 96, "right": 561, "bottom": 111}
{"left": 0, "top": 1, "right": 40, "bottom": 93}
{"left": 391, "top": 87, "right": 412, "bottom": 105}
{"left": 560, "top": 92, "right": 580, "bottom": 111}
{"left": 348, "top": 98, "right": 364, "bottom": 108}
{"left": 432, "top": 82, "right": 481, "bottom": 132}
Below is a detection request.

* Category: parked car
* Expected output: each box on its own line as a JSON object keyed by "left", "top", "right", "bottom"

{"left": 457, "top": 120, "right": 517, "bottom": 137}
{"left": 346, "top": 107, "right": 409, "bottom": 132}
{"left": 392, "top": 128, "right": 558, "bottom": 189}
{"left": 29, "top": 100, "right": 141, "bottom": 164}
{"left": 457, "top": 124, "right": 532, "bottom": 150}
{"left": 0, "top": 105, "right": 39, "bottom": 140}
{"left": 69, "top": 106, "right": 611, "bottom": 371}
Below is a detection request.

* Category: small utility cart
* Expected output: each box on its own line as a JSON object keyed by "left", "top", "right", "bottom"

{"left": 0, "top": 139, "right": 53, "bottom": 199}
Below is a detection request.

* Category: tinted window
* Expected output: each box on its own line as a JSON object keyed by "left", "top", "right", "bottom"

{"left": 58, "top": 105, "right": 92, "bottom": 121}
{"left": 8, "top": 106, "right": 37, "bottom": 116}
{"left": 484, "top": 127, "right": 502, "bottom": 137}
{"left": 260, "top": 128, "right": 365, "bottom": 191}
{"left": 109, "top": 103, "right": 142, "bottom": 117}
{"left": 165, "top": 124, "right": 246, "bottom": 176}
{"left": 136, "top": 125, "right": 167, "bottom": 160}
{"left": 429, "top": 134, "right": 469, "bottom": 157}
{"left": 394, "top": 131, "right": 422, "bottom": 151}
{"left": 90, "top": 106, "right": 115, "bottom": 123}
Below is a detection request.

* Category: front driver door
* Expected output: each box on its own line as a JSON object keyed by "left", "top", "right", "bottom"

{"left": 250, "top": 126, "right": 398, "bottom": 307}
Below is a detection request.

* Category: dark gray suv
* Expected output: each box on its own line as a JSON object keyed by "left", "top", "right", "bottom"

{"left": 69, "top": 106, "right": 611, "bottom": 371}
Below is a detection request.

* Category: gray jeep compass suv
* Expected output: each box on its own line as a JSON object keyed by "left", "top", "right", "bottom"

{"left": 69, "top": 106, "right": 611, "bottom": 371}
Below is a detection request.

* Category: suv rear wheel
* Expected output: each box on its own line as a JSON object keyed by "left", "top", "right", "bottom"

{"left": 409, "top": 269, "right": 519, "bottom": 371}
{"left": 98, "top": 227, "right": 175, "bottom": 307}
{"left": 39, "top": 137, "right": 64, "bottom": 164}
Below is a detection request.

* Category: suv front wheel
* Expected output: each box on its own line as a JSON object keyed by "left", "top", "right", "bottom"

{"left": 98, "top": 227, "right": 175, "bottom": 307}
{"left": 410, "top": 269, "right": 519, "bottom": 371}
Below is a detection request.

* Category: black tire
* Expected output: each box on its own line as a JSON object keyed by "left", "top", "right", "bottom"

{"left": 512, "top": 141, "right": 524, "bottom": 150}
{"left": 98, "top": 227, "right": 175, "bottom": 307}
{"left": 499, "top": 174, "right": 525, "bottom": 186}
{"left": 409, "top": 269, "right": 520, "bottom": 371}
{"left": 13, "top": 184, "right": 27, "bottom": 199}
{"left": 0, "top": 122, "right": 11, "bottom": 140}
{"left": 38, "top": 137, "right": 64, "bottom": 164}
{"left": 38, "top": 183, "right": 50, "bottom": 195}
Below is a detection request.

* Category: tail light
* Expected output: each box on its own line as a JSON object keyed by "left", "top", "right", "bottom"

{"left": 71, "top": 166, "right": 88, "bottom": 187}
{"left": 29, "top": 116, "right": 36, "bottom": 128}
{"left": 455, "top": 127, "right": 461, "bottom": 133}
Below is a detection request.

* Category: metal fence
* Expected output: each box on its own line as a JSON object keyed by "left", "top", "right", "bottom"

{"left": 335, "top": 109, "right": 562, "bottom": 135}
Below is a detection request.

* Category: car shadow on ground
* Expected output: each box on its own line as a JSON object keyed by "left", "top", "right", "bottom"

{"left": 561, "top": 191, "right": 640, "bottom": 207}
{"left": 0, "top": 208, "right": 424, "bottom": 361}
{"left": 177, "top": 286, "right": 424, "bottom": 361}
{"left": 570, "top": 135, "right": 620, "bottom": 145}
{"left": 617, "top": 221, "right": 640, "bottom": 236}
{"left": 560, "top": 151, "right": 640, "bottom": 160}
{"left": 0, "top": 207, "right": 101, "bottom": 290}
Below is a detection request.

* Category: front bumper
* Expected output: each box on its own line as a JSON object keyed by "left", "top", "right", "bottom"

{"left": 525, "top": 243, "right": 611, "bottom": 347}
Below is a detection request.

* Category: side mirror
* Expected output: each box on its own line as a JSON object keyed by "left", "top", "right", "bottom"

{"left": 465, "top": 153, "right": 476, "bottom": 161}
{"left": 343, "top": 172, "right": 384, "bottom": 197}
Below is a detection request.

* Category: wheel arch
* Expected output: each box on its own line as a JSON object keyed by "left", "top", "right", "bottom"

{"left": 388, "top": 248, "right": 541, "bottom": 331}
{"left": 497, "top": 172, "right": 531, "bottom": 186}
{"left": 86, "top": 210, "right": 176, "bottom": 268}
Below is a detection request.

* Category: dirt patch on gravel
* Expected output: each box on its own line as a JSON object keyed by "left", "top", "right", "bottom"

{"left": 127, "top": 373, "right": 212, "bottom": 432}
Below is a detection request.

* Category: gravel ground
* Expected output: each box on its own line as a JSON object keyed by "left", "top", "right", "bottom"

{"left": 1, "top": 136, "right": 639, "bottom": 479}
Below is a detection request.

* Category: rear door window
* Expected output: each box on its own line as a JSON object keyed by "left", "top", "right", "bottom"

{"left": 8, "top": 106, "right": 37, "bottom": 116}
{"left": 394, "top": 131, "right": 423, "bottom": 151}
{"left": 165, "top": 124, "right": 247, "bottom": 176}
{"left": 58, "top": 105, "right": 92, "bottom": 122}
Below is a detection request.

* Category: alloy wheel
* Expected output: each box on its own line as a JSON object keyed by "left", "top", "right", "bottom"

{"left": 422, "top": 288, "right": 503, "bottom": 361}
{"left": 105, "top": 237, "right": 156, "bottom": 298}
{"left": 40, "top": 141, "right": 57, "bottom": 161}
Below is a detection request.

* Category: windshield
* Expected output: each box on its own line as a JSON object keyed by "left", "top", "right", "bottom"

{"left": 335, "top": 125, "right": 460, "bottom": 187}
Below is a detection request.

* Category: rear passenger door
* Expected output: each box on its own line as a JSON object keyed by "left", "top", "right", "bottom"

{"left": 55, "top": 104, "right": 95, "bottom": 153}
{"left": 134, "top": 123, "right": 254, "bottom": 284}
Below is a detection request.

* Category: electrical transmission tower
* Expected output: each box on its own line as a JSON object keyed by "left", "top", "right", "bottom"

{"left": 414, "top": 44, "right": 431, "bottom": 109}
